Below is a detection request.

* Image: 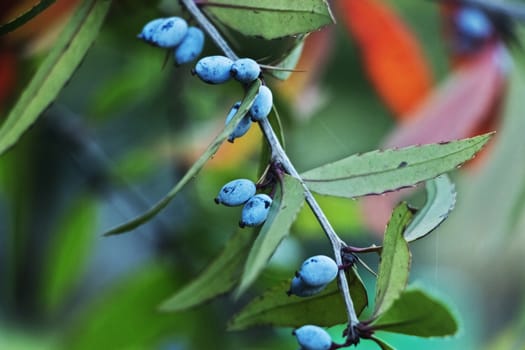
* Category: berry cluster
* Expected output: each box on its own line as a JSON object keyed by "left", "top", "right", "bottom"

{"left": 138, "top": 13, "right": 337, "bottom": 349}
{"left": 287, "top": 256, "right": 340, "bottom": 348}
{"left": 215, "top": 179, "right": 273, "bottom": 228}
{"left": 193, "top": 55, "right": 272, "bottom": 142}
{"left": 138, "top": 16, "right": 205, "bottom": 65}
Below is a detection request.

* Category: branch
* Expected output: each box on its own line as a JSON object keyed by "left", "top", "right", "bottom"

{"left": 180, "top": 0, "right": 238, "bottom": 60}
{"left": 180, "top": 0, "right": 359, "bottom": 336}
{"left": 258, "top": 118, "right": 359, "bottom": 332}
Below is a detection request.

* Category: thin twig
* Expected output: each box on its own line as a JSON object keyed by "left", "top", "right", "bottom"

{"left": 258, "top": 118, "right": 359, "bottom": 332}
{"left": 180, "top": 0, "right": 359, "bottom": 336}
{"left": 180, "top": 0, "right": 238, "bottom": 60}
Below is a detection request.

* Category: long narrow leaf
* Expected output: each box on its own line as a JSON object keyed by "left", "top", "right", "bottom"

{"left": 301, "top": 133, "right": 492, "bottom": 198}
{"left": 202, "top": 0, "right": 335, "bottom": 40}
{"left": 229, "top": 269, "right": 367, "bottom": 330}
{"left": 374, "top": 203, "right": 412, "bottom": 317}
{"left": 404, "top": 174, "right": 456, "bottom": 242}
{"left": 104, "top": 80, "right": 261, "bottom": 235}
{"left": 236, "top": 174, "right": 305, "bottom": 297}
{"left": 0, "top": 0, "right": 112, "bottom": 156}
{"left": 159, "top": 228, "right": 257, "bottom": 312}
{"left": 0, "top": 0, "right": 57, "bottom": 35}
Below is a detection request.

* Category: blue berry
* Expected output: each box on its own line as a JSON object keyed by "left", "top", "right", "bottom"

{"left": 239, "top": 194, "right": 272, "bottom": 227}
{"left": 194, "top": 56, "right": 234, "bottom": 84}
{"left": 149, "top": 17, "right": 188, "bottom": 48}
{"left": 231, "top": 58, "right": 261, "bottom": 83}
{"left": 137, "top": 18, "right": 165, "bottom": 42}
{"left": 225, "top": 102, "right": 252, "bottom": 143}
{"left": 298, "top": 255, "right": 338, "bottom": 287}
{"left": 455, "top": 7, "right": 493, "bottom": 40}
{"left": 215, "top": 179, "right": 256, "bottom": 207}
{"left": 293, "top": 325, "right": 333, "bottom": 350}
{"left": 174, "top": 26, "right": 205, "bottom": 65}
{"left": 249, "top": 85, "right": 273, "bottom": 121}
{"left": 287, "top": 276, "right": 328, "bottom": 297}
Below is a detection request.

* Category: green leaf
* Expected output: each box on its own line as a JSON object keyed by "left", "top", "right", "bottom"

{"left": 374, "top": 203, "right": 412, "bottom": 317}
{"left": 371, "top": 337, "right": 396, "bottom": 350}
{"left": 0, "top": 0, "right": 57, "bottom": 36}
{"left": 268, "top": 38, "right": 305, "bottom": 81}
{"left": 228, "top": 269, "right": 368, "bottom": 330}
{"left": 159, "top": 228, "right": 257, "bottom": 312}
{"left": 201, "top": 0, "right": 335, "bottom": 40}
{"left": 103, "top": 80, "right": 261, "bottom": 235}
{"left": 0, "top": 0, "right": 111, "bottom": 156}
{"left": 62, "top": 263, "right": 192, "bottom": 349}
{"left": 404, "top": 174, "right": 456, "bottom": 242}
{"left": 300, "top": 133, "right": 493, "bottom": 199}
{"left": 41, "top": 194, "right": 98, "bottom": 313}
{"left": 236, "top": 174, "right": 305, "bottom": 296}
{"left": 371, "top": 288, "right": 459, "bottom": 337}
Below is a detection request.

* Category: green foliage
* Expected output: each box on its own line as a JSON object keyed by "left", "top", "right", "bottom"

{"left": 372, "top": 337, "right": 396, "bottom": 350}
{"left": 104, "top": 80, "right": 261, "bottom": 236}
{"left": 404, "top": 174, "right": 456, "bottom": 242}
{"left": 236, "top": 174, "right": 305, "bottom": 296}
{"left": 229, "top": 269, "right": 368, "bottom": 330}
{"left": 269, "top": 37, "right": 305, "bottom": 80}
{"left": 41, "top": 194, "right": 98, "bottom": 313}
{"left": 62, "top": 263, "right": 190, "bottom": 349}
{"left": 301, "top": 133, "right": 493, "bottom": 198}
{"left": 202, "top": 0, "right": 335, "bottom": 39}
{"left": 159, "top": 228, "right": 257, "bottom": 312}
{"left": 0, "top": 0, "right": 111, "bottom": 157}
{"left": 0, "top": 0, "right": 503, "bottom": 349}
{"left": 374, "top": 203, "right": 412, "bottom": 317}
{"left": 372, "top": 288, "right": 458, "bottom": 337}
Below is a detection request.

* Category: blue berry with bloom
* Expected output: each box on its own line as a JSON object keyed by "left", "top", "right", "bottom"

{"left": 194, "top": 55, "right": 234, "bottom": 84}
{"left": 298, "top": 255, "right": 338, "bottom": 287}
{"left": 215, "top": 179, "right": 256, "bottom": 207}
{"left": 225, "top": 101, "right": 252, "bottom": 143}
{"left": 293, "top": 325, "right": 333, "bottom": 350}
{"left": 239, "top": 194, "right": 272, "bottom": 227}
{"left": 249, "top": 85, "right": 273, "bottom": 121}
{"left": 174, "top": 26, "right": 205, "bottom": 65}
{"left": 231, "top": 58, "right": 261, "bottom": 83}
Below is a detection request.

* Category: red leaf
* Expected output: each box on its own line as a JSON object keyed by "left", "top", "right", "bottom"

{"left": 337, "top": 0, "right": 434, "bottom": 119}
{"left": 361, "top": 43, "right": 508, "bottom": 234}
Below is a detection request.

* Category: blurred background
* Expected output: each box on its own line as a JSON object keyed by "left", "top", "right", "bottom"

{"left": 1, "top": 0, "right": 525, "bottom": 349}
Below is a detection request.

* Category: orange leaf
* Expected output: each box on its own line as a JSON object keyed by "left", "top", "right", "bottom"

{"left": 383, "top": 43, "right": 506, "bottom": 149}
{"left": 337, "top": 0, "right": 434, "bottom": 119}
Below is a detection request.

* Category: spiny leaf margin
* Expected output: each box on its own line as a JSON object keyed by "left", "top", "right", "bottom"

{"left": 373, "top": 203, "right": 412, "bottom": 317}
{"left": 301, "top": 133, "right": 493, "bottom": 198}
{"left": 229, "top": 268, "right": 368, "bottom": 330}
{"left": 201, "top": 0, "right": 335, "bottom": 40}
